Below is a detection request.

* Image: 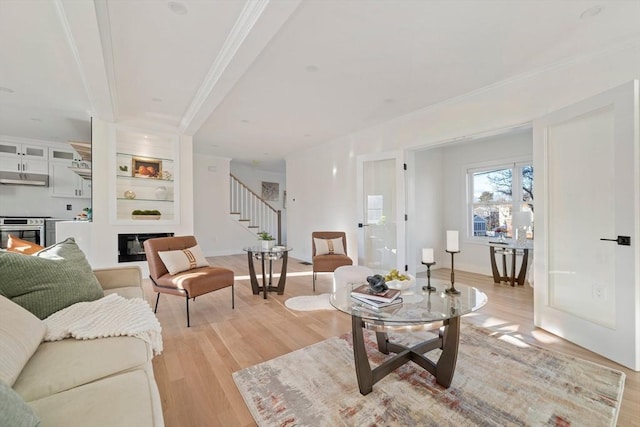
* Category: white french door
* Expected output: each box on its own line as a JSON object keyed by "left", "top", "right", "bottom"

{"left": 533, "top": 81, "right": 639, "bottom": 370}
{"left": 356, "top": 151, "right": 406, "bottom": 273}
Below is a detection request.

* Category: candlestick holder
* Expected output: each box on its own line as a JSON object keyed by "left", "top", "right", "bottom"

{"left": 445, "top": 250, "right": 461, "bottom": 294}
{"left": 421, "top": 261, "right": 437, "bottom": 292}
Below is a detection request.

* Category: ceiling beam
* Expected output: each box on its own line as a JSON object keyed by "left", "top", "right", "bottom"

{"left": 57, "top": 0, "right": 115, "bottom": 122}
{"left": 179, "top": 0, "right": 301, "bottom": 136}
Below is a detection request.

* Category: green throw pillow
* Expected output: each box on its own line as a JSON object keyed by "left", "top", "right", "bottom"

{"left": 0, "top": 238, "right": 104, "bottom": 319}
{"left": 0, "top": 379, "right": 41, "bottom": 427}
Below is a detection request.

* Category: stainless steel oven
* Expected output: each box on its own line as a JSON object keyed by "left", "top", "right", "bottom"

{"left": 0, "top": 217, "right": 46, "bottom": 249}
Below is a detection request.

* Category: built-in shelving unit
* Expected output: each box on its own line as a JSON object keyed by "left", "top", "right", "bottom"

{"left": 113, "top": 128, "right": 178, "bottom": 223}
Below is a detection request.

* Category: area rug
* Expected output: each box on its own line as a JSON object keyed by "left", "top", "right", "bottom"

{"left": 233, "top": 323, "right": 625, "bottom": 426}
{"left": 284, "top": 294, "right": 334, "bottom": 311}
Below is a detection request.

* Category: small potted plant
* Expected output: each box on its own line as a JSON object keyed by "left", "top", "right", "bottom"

{"left": 257, "top": 231, "right": 275, "bottom": 250}
{"left": 131, "top": 209, "right": 162, "bottom": 220}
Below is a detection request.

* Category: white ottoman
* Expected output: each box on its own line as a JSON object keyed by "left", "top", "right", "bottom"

{"left": 332, "top": 265, "right": 373, "bottom": 293}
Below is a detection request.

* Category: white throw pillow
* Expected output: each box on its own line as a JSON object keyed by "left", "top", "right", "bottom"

{"left": 0, "top": 295, "right": 46, "bottom": 386}
{"left": 314, "top": 238, "right": 346, "bottom": 256}
{"left": 158, "top": 244, "right": 209, "bottom": 275}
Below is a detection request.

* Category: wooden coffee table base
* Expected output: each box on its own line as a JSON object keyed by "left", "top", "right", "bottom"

{"left": 246, "top": 251, "right": 289, "bottom": 299}
{"left": 351, "top": 315, "right": 460, "bottom": 395}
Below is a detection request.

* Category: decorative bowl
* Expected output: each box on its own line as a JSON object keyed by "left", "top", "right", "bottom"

{"left": 385, "top": 274, "right": 415, "bottom": 290}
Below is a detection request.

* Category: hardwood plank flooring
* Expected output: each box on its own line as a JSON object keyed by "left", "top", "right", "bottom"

{"left": 143, "top": 255, "right": 639, "bottom": 426}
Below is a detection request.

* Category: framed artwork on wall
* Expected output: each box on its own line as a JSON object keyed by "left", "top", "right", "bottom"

{"left": 262, "top": 181, "right": 279, "bottom": 201}
{"left": 132, "top": 156, "right": 162, "bottom": 178}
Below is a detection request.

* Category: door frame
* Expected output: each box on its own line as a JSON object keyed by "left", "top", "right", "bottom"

{"left": 356, "top": 151, "right": 406, "bottom": 271}
{"left": 533, "top": 80, "right": 639, "bottom": 370}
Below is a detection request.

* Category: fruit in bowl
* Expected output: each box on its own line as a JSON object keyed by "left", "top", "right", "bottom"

{"left": 384, "top": 269, "right": 415, "bottom": 290}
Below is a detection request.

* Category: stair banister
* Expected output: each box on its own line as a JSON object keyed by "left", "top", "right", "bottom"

{"left": 229, "top": 174, "right": 282, "bottom": 244}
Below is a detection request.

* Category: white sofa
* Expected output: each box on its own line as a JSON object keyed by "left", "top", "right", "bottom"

{"left": 0, "top": 266, "right": 164, "bottom": 427}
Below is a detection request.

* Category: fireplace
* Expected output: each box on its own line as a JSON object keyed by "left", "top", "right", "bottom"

{"left": 118, "top": 232, "right": 174, "bottom": 263}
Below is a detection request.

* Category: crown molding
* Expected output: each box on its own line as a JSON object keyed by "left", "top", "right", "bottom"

{"left": 179, "top": 0, "right": 270, "bottom": 133}
{"left": 407, "top": 35, "right": 640, "bottom": 121}
{"left": 93, "top": 0, "right": 119, "bottom": 120}
{"left": 53, "top": 0, "right": 95, "bottom": 116}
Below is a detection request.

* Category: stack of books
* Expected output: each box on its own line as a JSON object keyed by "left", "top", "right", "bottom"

{"left": 350, "top": 284, "right": 403, "bottom": 309}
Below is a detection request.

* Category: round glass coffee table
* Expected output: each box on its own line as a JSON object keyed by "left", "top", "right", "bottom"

{"left": 330, "top": 278, "right": 487, "bottom": 395}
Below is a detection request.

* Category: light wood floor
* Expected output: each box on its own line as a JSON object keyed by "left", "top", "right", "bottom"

{"left": 143, "top": 255, "right": 639, "bottom": 427}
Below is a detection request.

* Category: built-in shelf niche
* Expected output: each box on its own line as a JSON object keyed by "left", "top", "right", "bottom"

{"left": 113, "top": 127, "right": 179, "bottom": 224}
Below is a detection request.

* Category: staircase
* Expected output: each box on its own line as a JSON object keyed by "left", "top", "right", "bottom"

{"left": 229, "top": 174, "right": 282, "bottom": 243}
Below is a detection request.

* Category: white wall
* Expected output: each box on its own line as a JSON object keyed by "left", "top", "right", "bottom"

{"left": 286, "top": 142, "right": 360, "bottom": 263}
{"left": 286, "top": 40, "right": 640, "bottom": 270}
{"left": 408, "top": 147, "right": 445, "bottom": 273}
{"left": 0, "top": 184, "right": 86, "bottom": 219}
{"left": 193, "top": 154, "right": 258, "bottom": 256}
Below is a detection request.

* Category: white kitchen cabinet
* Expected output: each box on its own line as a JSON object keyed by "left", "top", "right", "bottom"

{"left": 0, "top": 141, "right": 48, "bottom": 174}
{"left": 49, "top": 147, "right": 83, "bottom": 162}
{"left": 48, "top": 147, "right": 91, "bottom": 198}
{"left": 49, "top": 161, "right": 91, "bottom": 198}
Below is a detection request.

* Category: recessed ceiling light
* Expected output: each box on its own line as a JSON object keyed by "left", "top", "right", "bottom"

{"left": 580, "top": 5, "right": 603, "bottom": 19}
{"left": 152, "top": 97, "right": 163, "bottom": 102}
{"left": 29, "top": 118, "right": 42, "bottom": 122}
{"left": 263, "top": 152, "right": 269, "bottom": 156}
{"left": 305, "top": 65, "right": 319, "bottom": 72}
{"left": 383, "top": 98, "right": 396, "bottom": 104}
{"left": 241, "top": 119, "right": 250, "bottom": 123}
{"left": 304, "top": 134, "right": 311, "bottom": 138}
{"left": 168, "top": 1, "right": 188, "bottom": 15}
{"left": 0, "top": 86, "right": 14, "bottom": 93}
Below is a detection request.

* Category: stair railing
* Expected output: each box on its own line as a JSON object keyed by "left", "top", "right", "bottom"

{"left": 230, "top": 174, "right": 282, "bottom": 244}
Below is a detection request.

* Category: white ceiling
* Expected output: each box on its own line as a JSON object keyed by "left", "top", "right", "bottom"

{"left": 1, "top": 0, "right": 639, "bottom": 171}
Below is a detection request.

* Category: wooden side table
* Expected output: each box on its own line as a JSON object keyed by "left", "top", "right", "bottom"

{"left": 488, "top": 242, "right": 531, "bottom": 286}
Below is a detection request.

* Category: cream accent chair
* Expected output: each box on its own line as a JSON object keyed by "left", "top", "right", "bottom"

{"left": 312, "top": 231, "right": 353, "bottom": 291}
{"left": 144, "top": 235, "right": 234, "bottom": 327}
{"left": 333, "top": 265, "right": 373, "bottom": 293}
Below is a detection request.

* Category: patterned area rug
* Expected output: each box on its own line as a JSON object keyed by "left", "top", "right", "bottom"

{"left": 233, "top": 323, "right": 625, "bottom": 426}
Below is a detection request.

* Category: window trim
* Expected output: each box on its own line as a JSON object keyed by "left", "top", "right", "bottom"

{"left": 466, "top": 157, "right": 533, "bottom": 242}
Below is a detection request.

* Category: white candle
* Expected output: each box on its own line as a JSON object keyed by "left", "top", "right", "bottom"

{"left": 422, "top": 248, "right": 434, "bottom": 263}
{"left": 446, "top": 230, "right": 459, "bottom": 252}
{"left": 513, "top": 211, "right": 532, "bottom": 228}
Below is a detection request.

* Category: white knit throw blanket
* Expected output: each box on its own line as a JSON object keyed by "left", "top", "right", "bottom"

{"left": 44, "top": 293, "right": 163, "bottom": 355}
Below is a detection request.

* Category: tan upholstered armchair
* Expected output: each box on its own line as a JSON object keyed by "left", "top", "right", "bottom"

{"left": 311, "top": 231, "right": 353, "bottom": 291}
{"left": 144, "top": 235, "right": 234, "bottom": 327}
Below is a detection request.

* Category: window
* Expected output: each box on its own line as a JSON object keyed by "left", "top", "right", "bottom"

{"left": 468, "top": 162, "right": 533, "bottom": 240}
{"left": 367, "top": 195, "right": 384, "bottom": 224}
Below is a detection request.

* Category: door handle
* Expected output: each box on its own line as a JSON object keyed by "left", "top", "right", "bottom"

{"left": 600, "top": 236, "right": 631, "bottom": 246}
{"left": 358, "top": 223, "right": 370, "bottom": 228}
